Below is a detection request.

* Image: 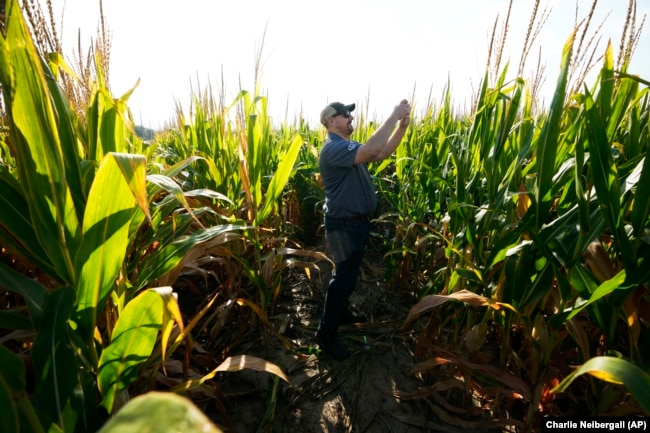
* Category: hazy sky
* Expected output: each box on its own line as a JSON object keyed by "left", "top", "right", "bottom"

{"left": 44, "top": 0, "right": 650, "bottom": 128}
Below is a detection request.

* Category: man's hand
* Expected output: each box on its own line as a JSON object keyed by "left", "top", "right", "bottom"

{"left": 355, "top": 99, "right": 412, "bottom": 164}
{"left": 394, "top": 99, "right": 411, "bottom": 128}
{"left": 399, "top": 113, "right": 410, "bottom": 128}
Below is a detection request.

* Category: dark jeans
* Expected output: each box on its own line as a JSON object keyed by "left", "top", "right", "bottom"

{"left": 319, "top": 216, "right": 371, "bottom": 333}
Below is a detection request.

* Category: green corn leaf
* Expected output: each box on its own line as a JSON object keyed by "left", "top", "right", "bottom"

{"left": 183, "top": 188, "right": 233, "bottom": 205}
{"left": 573, "top": 120, "right": 592, "bottom": 256}
{"left": 607, "top": 76, "right": 638, "bottom": 139}
{"left": 43, "top": 54, "right": 86, "bottom": 221}
{"left": 98, "top": 289, "right": 164, "bottom": 413}
{"left": 113, "top": 152, "right": 150, "bottom": 223}
{"left": 612, "top": 73, "right": 650, "bottom": 160}
{"left": 241, "top": 92, "right": 264, "bottom": 210}
{"left": 0, "top": 348, "right": 20, "bottom": 433}
{"left": 146, "top": 174, "right": 200, "bottom": 225}
{"left": 0, "top": 344, "right": 49, "bottom": 433}
{"left": 584, "top": 92, "right": 622, "bottom": 227}
{"left": 627, "top": 94, "right": 642, "bottom": 159}
{"left": 255, "top": 134, "right": 302, "bottom": 225}
{"left": 2, "top": 0, "right": 81, "bottom": 285}
{"left": 0, "top": 344, "right": 27, "bottom": 395}
{"left": 30, "top": 287, "right": 79, "bottom": 428}
{"left": 551, "top": 356, "right": 650, "bottom": 413}
{"left": 47, "top": 51, "right": 79, "bottom": 81}
{"left": 597, "top": 41, "right": 615, "bottom": 123}
{"left": 631, "top": 154, "right": 650, "bottom": 239}
{"left": 552, "top": 269, "right": 631, "bottom": 327}
{"left": 74, "top": 153, "right": 141, "bottom": 343}
{"left": 583, "top": 90, "right": 635, "bottom": 267}
{"left": 0, "top": 260, "right": 47, "bottom": 328}
{"left": 0, "top": 170, "right": 58, "bottom": 278}
{"left": 135, "top": 224, "right": 248, "bottom": 290}
{"left": 87, "top": 86, "right": 136, "bottom": 161}
{"left": 97, "top": 392, "right": 223, "bottom": 433}
{"left": 161, "top": 155, "right": 205, "bottom": 179}
{"left": 534, "top": 32, "right": 573, "bottom": 226}
{"left": 519, "top": 260, "right": 555, "bottom": 310}
{"left": 0, "top": 311, "right": 33, "bottom": 330}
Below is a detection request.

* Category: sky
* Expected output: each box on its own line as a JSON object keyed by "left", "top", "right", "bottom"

{"left": 42, "top": 0, "right": 650, "bottom": 129}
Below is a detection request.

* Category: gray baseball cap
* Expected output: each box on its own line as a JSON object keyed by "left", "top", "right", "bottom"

{"left": 320, "top": 102, "right": 355, "bottom": 126}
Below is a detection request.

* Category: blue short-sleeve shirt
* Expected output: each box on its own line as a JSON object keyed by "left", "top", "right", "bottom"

{"left": 319, "top": 132, "right": 377, "bottom": 218}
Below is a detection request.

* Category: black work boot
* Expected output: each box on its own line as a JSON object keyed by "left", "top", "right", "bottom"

{"left": 340, "top": 309, "right": 367, "bottom": 325}
{"left": 315, "top": 329, "right": 351, "bottom": 360}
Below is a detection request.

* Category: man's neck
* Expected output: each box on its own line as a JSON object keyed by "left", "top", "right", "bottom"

{"left": 329, "top": 130, "right": 350, "bottom": 141}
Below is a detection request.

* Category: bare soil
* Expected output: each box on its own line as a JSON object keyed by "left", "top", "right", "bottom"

{"left": 187, "top": 240, "right": 480, "bottom": 433}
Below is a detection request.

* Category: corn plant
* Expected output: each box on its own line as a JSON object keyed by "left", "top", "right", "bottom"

{"left": 0, "top": 3, "right": 287, "bottom": 432}
{"left": 400, "top": 30, "right": 650, "bottom": 429}
{"left": 373, "top": 86, "right": 465, "bottom": 294}
{"left": 155, "top": 86, "right": 331, "bottom": 331}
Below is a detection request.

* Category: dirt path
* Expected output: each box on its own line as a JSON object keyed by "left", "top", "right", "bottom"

{"left": 202, "top": 248, "right": 475, "bottom": 433}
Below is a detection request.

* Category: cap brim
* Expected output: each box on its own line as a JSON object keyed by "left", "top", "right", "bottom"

{"left": 320, "top": 102, "right": 356, "bottom": 126}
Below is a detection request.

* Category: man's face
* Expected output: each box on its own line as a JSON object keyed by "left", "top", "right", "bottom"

{"left": 329, "top": 111, "right": 354, "bottom": 136}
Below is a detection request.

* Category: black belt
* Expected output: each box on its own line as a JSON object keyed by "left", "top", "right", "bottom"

{"left": 326, "top": 214, "right": 370, "bottom": 221}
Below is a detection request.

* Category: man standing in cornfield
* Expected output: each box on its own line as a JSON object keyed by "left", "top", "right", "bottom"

{"left": 316, "top": 99, "right": 411, "bottom": 360}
